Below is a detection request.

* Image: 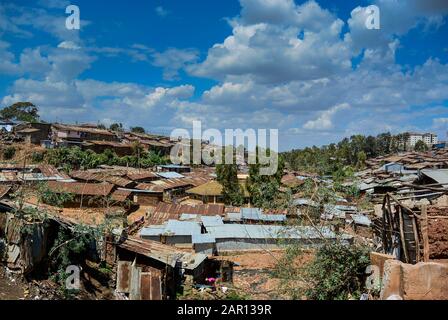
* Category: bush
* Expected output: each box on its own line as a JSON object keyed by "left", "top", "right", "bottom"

{"left": 302, "top": 243, "right": 370, "bottom": 300}
{"left": 31, "top": 151, "right": 44, "bottom": 163}
{"left": 274, "top": 242, "right": 370, "bottom": 300}
{"left": 3, "top": 146, "right": 16, "bottom": 160}
{"left": 38, "top": 183, "right": 74, "bottom": 207}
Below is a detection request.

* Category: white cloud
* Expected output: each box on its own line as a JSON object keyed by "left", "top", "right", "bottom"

{"left": 189, "top": 1, "right": 351, "bottom": 84}
{"left": 58, "top": 41, "right": 81, "bottom": 50}
{"left": 303, "top": 103, "right": 350, "bottom": 130}
{"left": 152, "top": 48, "right": 199, "bottom": 80}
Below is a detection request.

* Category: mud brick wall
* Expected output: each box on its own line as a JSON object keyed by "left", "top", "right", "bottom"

{"left": 427, "top": 206, "right": 448, "bottom": 259}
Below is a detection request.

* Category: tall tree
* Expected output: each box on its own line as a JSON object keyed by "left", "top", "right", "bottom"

{"left": 247, "top": 148, "right": 285, "bottom": 209}
{"left": 216, "top": 162, "right": 244, "bottom": 206}
{"left": 0, "top": 102, "right": 39, "bottom": 122}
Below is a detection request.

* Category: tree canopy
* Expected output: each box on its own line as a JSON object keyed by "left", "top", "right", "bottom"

{"left": 0, "top": 102, "right": 40, "bottom": 122}
{"left": 131, "top": 126, "right": 145, "bottom": 134}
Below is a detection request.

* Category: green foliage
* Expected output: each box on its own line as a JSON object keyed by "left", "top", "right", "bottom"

{"left": 31, "top": 151, "right": 45, "bottom": 163}
{"left": 48, "top": 224, "right": 96, "bottom": 298}
{"left": 302, "top": 243, "right": 370, "bottom": 300}
{"left": 131, "top": 126, "right": 145, "bottom": 134}
{"left": 109, "top": 122, "right": 123, "bottom": 132}
{"left": 281, "top": 132, "right": 407, "bottom": 175}
{"left": 0, "top": 102, "right": 40, "bottom": 122}
{"left": 275, "top": 242, "right": 370, "bottom": 300}
{"left": 38, "top": 183, "right": 74, "bottom": 207}
{"left": 216, "top": 163, "right": 244, "bottom": 206}
{"left": 247, "top": 149, "right": 285, "bottom": 209}
{"left": 414, "top": 140, "right": 429, "bottom": 152}
{"left": 274, "top": 243, "right": 370, "bottom": 300}
{"left": 3, "top": 146, "right": 16, "bottom": 160}
{"left": 45, "top": 146, "right": 167, "bottom": 171}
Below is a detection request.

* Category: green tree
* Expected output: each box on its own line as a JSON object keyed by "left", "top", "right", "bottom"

{"left": 131, "top": 126, "right": 145, "bottom": 134}
{"left": 356, "top": 151, "right": 367, "bottom": 169}
{"left": 0, "top": 102, "right": 40, "bottom": 122}
{"left": 216, "top": 160, "right": 244, "bottom": 206}
{"left": 247, "top": 148, "right": 285, "bottom": 208}
{"left": 109, "top": 122, "right": 123, "bottom": 132}
{"left": 414, "top": 140, "right": 429, "bottom": 152}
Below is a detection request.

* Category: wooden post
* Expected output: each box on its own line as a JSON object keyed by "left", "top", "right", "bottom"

{"left": 421, "top": 204, "right": 430, "bottom": 262}
{"left": 398, "top": 207, "right": 409, "bottom": 263}
{"left": 411, "top": 214, "right": 420, "bottom": 263}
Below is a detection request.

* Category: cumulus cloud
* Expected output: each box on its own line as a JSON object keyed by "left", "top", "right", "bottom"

{"left": 2, "top": 0, "right": 448, "bottom": 149}
{"left": 152, "top": 48, "right": 199, "bottom": 80}
{"left": 189, "top": 1, "right": 351, "bottom": 83}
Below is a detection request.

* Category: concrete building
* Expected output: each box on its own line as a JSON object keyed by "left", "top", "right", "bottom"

{"left": 406, "top": 132, "right": 438, "bottom": 148}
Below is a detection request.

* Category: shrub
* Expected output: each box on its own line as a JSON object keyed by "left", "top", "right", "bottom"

{"left": 302, "top": 243, "right": 370, "bottom": 300}
{"left": 274, "top": 242, "right": 370, "bottom": 300}
{"left": 3, "top": 146, "right": 16, "bottom": 160}
{"left": 31, "top": 151, "right": 44, "bottom": 163}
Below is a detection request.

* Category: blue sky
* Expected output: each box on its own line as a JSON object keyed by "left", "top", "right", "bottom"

{"left": 1, "top": 0, "right": 448, "bottom": 150}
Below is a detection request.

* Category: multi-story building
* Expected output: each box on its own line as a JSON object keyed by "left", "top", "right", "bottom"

{"left": 406, "top": 132, "right": 438, "bottom": 148}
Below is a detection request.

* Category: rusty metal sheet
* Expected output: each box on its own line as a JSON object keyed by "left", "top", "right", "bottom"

{"left": 140, "top": 271, "right": 162, "bottom": 300}
{"left": 116, "top": 261, "right": 131, "bottom": 293}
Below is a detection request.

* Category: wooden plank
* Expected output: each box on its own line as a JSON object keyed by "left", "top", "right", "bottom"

{"left": 421, "top": 204, "right": 430, "bottom": 262}
{"left": 398, "top": 207, "right": 409, "bottom": 263}
{"left": 411, "top": 215, "right": 420, "bottom": 263}
{"left": 129, "top": 262, "right": 142, "bottom": 300}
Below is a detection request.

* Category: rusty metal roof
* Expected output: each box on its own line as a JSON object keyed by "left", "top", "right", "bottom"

{"left": 126, "top": 171, "right": 159, "bottom": 181}
{"left": 147, "top": 203, "right": 225, "bottom": 225}
{"left": 70, "top": 171, "right": 134, "bottom": 187}
{"left": 0, "top": 185, "right": 11, "bottom": 198}
{"left": 117, "top": 236, "right": 206, "bottom": 270}
{"left": 52, "top": 123, "right": 116, "bottom": 136}
{"left": 47, "top": 181, "right": 115, "bottom": 196}
{"left": 111, "top": 189, "right": 132, "bottom": 202}
{"left": 136, "top": 179, "right": 193, "bottom": 192}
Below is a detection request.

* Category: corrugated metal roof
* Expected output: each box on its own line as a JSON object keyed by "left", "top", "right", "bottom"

{"left": 118, "top": 236, "right": 206, "bottom": 270}
{"left": 421, "top": 169, "right": 448, "bottom": 185}
{"left": 206, "top": 224, "right": 349, "bottom": 240}
{"left": 47, "top": 181, "right": 114, "bottom": 196}
{"left": 165, "top": 220, "right": 201, "bottom": 236}
{"left": 240, "top": 208, "right": 287, "bottom": 222}
{"left": 0, "top": 185, "right": 11, "bottom": 198}
{"left": 192, "top": 233, "right": 216, "bottom": 244}
{"left": 350, "top": 214, "right": 372, "bottom": 227}
{"left": 156, "top": 172, "right": 185, "bottom": 179}
{"left": 200, "top": 215, "right": 224, "bottom": 227}
{"left": 111, "top": 189, "right": 132, "bottom": 202}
